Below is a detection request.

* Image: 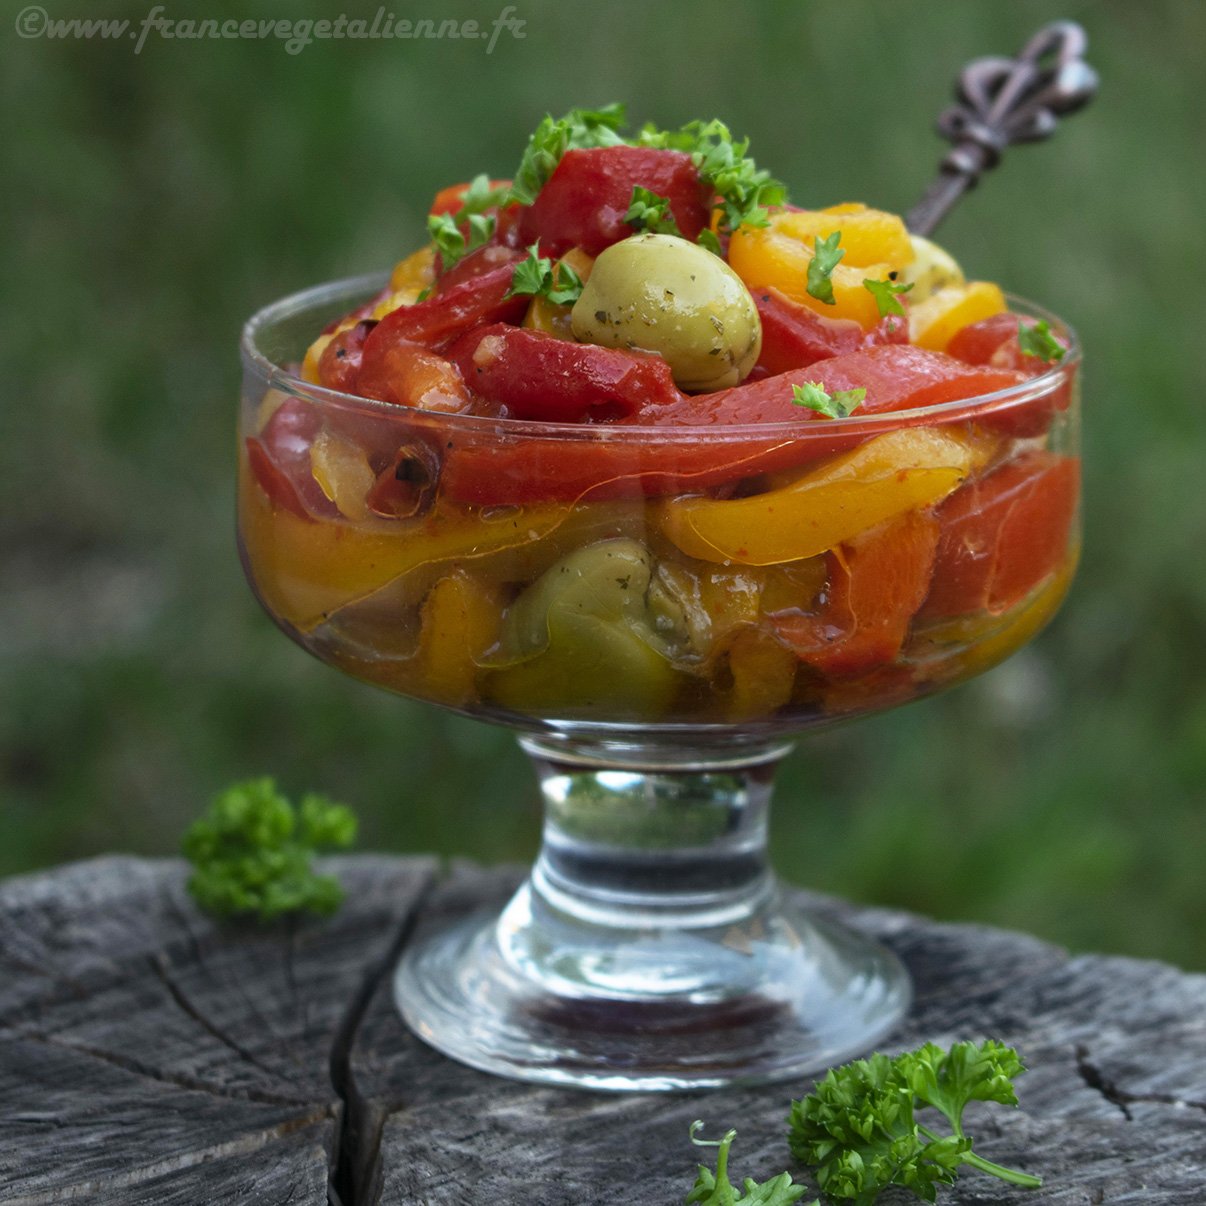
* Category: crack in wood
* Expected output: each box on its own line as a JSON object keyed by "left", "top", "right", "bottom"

{"left": 148, "top": 951, "right": 294, "bottom": 1085}
{"left": 326, "top": 866, "right": 441, "bottom": 1206}
{"left": 154, "top": 878, "right": 318, "bottom": 1071}
{"left": 1, "top": 1109, "right": 332, "bottom": 1206}
{"left": 0, "top": 1021, "right": 317, "bottom": 1109}
{"left": 1074, "top": 1044, "right": 1206, "bottom": 1120}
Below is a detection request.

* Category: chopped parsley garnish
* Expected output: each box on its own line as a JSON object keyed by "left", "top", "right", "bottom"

{"left": 427, "top": 209, "right": 495, "bottom": 270}
{"left": 791, "top": 381, "right": 865, "bottom": 419}
{"left": 624, "top": 186, "right": 682, "bottom": 235}
{"left": 638, "top": 117, "right": 787, "bottom": 238}
{"left": 508, "top": 103, "right": 628, "bottom": 206}
{"left": 182, "top": 777, "right": 357, "bottom": 921}
{"left": 807, "top": 232, "right": 845, "bottom": 305}
{"left": 457, "top": 172, "right": 511, "bottom": 217}
{"left": 500, "top": 108, "right": 788, "bottom": 255}
{"left": 1017, "top": 318, "right": 1066, "bottom": 364}
{"left": 506, "top": 242, "right": 585, "bottom": 305}
{"left": 863, "top": 277, "right": 914, "bottom": 317}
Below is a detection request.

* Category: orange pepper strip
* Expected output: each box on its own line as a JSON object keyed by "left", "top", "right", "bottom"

{"left": 416, "top": 570, "right": 505, "bottom": 707}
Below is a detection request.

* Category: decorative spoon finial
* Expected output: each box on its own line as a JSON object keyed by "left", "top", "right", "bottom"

{"left": 905, "top": 20, "right": 1099, "bottom": 237}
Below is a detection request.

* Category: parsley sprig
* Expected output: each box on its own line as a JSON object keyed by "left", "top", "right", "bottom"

{"left": 625, "top": 186, "right": 682, "bottom": 236}
{"left": 788, "top": 1041, "right": 1041, "bottom": 1204}
{"left": 1017, "top": 318, "right": 1066, "bottom": 364}
{"left": 863, "top": 277, "right": 914, "bottom": 318}
{"left": 791, "top": 381, "right": 866, "bottom": 419}
{"left": 506, "top": 242, "right": 585, "bottom": 305}
{"left": 457, "top": 172, "right": 511, "bottom": 216}
{"left": 807, "top": 232, "right": 845, "bottom": 305}
{"left": 687, "top": 1123, "right": 814, "bottom": 1206}
{"left": 499, "top": 107, "right": 788, "bottom": 256}
{"left": 426, "top": 209, "right": 495, "bottom": 271}
{"left": 508, "top": 103, "right": 628, "bottom": 206}
{"left": 638, "top": 117, "right": 787, "bottom": 243}
{"left": 182, "top": 777, "right": 357, "bottom": 921}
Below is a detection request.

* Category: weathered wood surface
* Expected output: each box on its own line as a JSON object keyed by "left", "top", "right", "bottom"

{"left": 0, "top": 855, "right": 435, "bottom": 1204}
{"left": 2, "top": 857, "right": 1205, "bottom": 1205}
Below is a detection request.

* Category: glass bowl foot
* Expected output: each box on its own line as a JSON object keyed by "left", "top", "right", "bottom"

{"left": 394, "top": 882, "right": 909, "bottom": 1091}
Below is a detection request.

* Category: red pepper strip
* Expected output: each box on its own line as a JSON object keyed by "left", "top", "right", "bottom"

{"left": 318, "top": 285, "right": 391, "bottom": 336}
{"left": 918, "top": 451, "right": 1080, "bottom": 620}
{"left": 356, "top": 250, "right": 527, "bottom": 395}
{"left": 945, "top": 312, "right": 1075, "bottom": 438}
{"left": 754, "top": 287, "right": 864, "bottom": 374}
{"left": 435, "top": 345, "right": 1029, "bottom": 506}
{"left": 753, "top": 288, "right": 909, "bottom": 376}
{"left": 771, "top": 508, "right": 941, "bottom": 679}
{"left": 244, "top": 397, "right": 338, "bottom": 521}
{"left": 356, "top": 341, "right": 471, "bottom": 413}
{"left": 516, "top": 145, "right": 712, "bottom": 256}
{"left": 317, "top": 319, "right": 376, "bottom": 393}
{"left": 432, "top": 243, "right": 521, "bottom": 292}
{"left": 648, "top": 344, "right": 1027, "bottom": 427}
{"left": 447, "top": 323, "right": 681, "bottom": 423}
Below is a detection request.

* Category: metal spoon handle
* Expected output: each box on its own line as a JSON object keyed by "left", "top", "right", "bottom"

{"left": 905, "top": 20, "right": 1099, "bottom": 237}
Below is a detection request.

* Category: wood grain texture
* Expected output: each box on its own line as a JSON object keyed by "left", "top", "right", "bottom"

{"left": 357, "top": 870, "right": 1206, "bottom": 1206}
{"left": 0, "top": 854, "right": 436, "bottom": 1204}
{"left": 2, "top": 857, "right": 1205, "bottom": 1205}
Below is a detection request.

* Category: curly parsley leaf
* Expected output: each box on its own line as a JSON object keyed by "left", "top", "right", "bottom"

{"left": 506, "top": 242, "right": 585, "bottom": 306}
{"left": 625, "top": 186, "right": 682, "bottom": 236}
{"left": 791, "top": 381, "right": 866, "bottom": 419}
{"left": 457, "top": 172, "right": 510, "bottom": 217}
{"left": 788, "top": 1041, "right": 1040, "bottom": 1204}
{"left": 863, "top": 277, "right": 914, "bottom": 318}
{"left": 638, "top": 117, "right": 787, "bottom": 236}
{"left": 427, "top": 209, "right": 495, "bottom": 271}
{"left": 686, "top": 1123, "right": 813, "bottom": 1206}
{"left": 807, "top": 232, "right": 844, "bottom": 305}
{"left": 1017, "top": 318, "right": 1066, "bottom": 364}
{"left": 182, "top": 778, "right": 357, "bottom": 922}
{"left": 509, "top": 103, "right": 628, "bottom": 206}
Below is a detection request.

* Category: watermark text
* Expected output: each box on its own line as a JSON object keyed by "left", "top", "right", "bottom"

{"left": 14, "top": 5, "right": 526, "bottom": 55}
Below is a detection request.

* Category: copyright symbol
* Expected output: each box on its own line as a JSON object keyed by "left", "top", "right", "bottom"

{"left": 14, "top": 5, "right": 49, "bottom": 37}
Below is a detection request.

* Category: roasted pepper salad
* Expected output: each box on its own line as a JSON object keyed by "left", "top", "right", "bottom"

{"left": 239, "top": 105, "right": 1079, "bottom": 727}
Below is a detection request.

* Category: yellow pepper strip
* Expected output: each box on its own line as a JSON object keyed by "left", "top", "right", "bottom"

{"left": 728, "top": 207, "right": 914, "bottom": 329}
{"left": 724, "top": 626, "right": 799, "bottom": 721}
{"left": 388, "top": 245, "right": 437, "bottom": 296}
{"left": 309, "top": 429, "right": 377, "bottom": 522}
{"left": 656, "top": 427, "right": 997, "bottom": 567}
{"left": 778, "top": 205, "right": 914, "bottom": 268}
{"left": 416, "top": 569, "right": 504, "bottom": 707}
{"left": 909, "top": 280, "right": 1007, "bottom": 352}
{"left": 239, "top": 452, "right": 583, "bottom": 633}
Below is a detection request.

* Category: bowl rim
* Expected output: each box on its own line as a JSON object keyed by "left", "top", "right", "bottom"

{"left": 240, "top": 271, "right": 1080, "bottom": 441}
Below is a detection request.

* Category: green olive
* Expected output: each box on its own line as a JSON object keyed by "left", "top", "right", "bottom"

{"left": 897, "top": 233, "right": 965, "bottom": 302}
{"left": 570, "top": 233, "right": 762, "bottom": 392}
{"left": 484, "top": 539, "right": 683, "bottom": 716}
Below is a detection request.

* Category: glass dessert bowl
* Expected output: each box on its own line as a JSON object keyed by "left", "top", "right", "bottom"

{"left": 238, "top": 275, "right": 1080, "bottom": 1090}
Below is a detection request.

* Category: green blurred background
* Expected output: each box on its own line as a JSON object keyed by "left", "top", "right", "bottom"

{"left": 3, "top": 0, "right": 1204, "bottom": 967}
